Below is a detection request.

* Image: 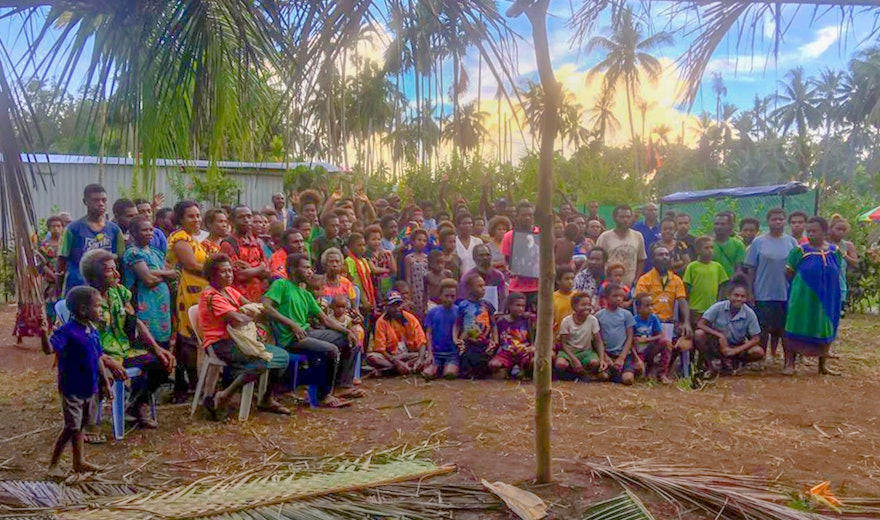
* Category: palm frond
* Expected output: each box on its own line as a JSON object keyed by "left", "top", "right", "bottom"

{"left": 585, "top": 460, "right": 879, "bottom": 520}
{"left": 583, "top": 489, "right": 655, "bottom": 520}
{"left": 0, "top": 445, "right": 504, "bottom": 520}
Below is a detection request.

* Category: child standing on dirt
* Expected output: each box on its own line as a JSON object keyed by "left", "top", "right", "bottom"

{"left": 552, "top": 266, "right": 575, "bottom": 336}
{"left": 44, "top": 286, "right": 112, "bottom": 478}
{"left": 633, "top": 293, "right": 672, "bottom": 384}
{"left": 422, "top": 279, "right": 460, "bottom": 380}
{"left": 490, "top": 293, "right": 536, "bottom": 379}
{"left": 683, "top": 236, "right": 729, "bottom": 324}
{"left": 455, "top": 273, "right": 498, "bottom": 379}
{"left": 595, "top": 284, "right": 637, "bottom": 385}
{"left": 556, "top": 292, "right": 605, "bottom": 379}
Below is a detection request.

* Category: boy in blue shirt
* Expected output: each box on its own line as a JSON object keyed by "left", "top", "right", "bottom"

{"left": 423, "top": 279, "right": 460, "bottom": 380}
{"left": 633, "top": 292, "right": 672, "bottom": 384}
{"left": 44, "top": 286, "right": 112, "bottom": 478}
{"left": 595, "top": 284, "right": 637, "bottom": 385}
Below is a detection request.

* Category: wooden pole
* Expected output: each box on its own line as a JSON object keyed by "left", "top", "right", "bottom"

{"left": 515, "top": 0, "right": 559, "bottom": 484}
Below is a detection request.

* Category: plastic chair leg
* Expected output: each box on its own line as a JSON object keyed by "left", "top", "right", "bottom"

{"left": 307, "top": 385, "right": 319, "bottom": 408}
{"left": 149, "top": 395, "right": 158, "bottom": 421}
{"left": 354, "top": 350, "right": 362, "bottom": 380}
{"left": 190, "top": 358, "right": 211, "bottom": 416}
{"left": 291, "top": 358, "right": 299, "bottom": 390}
{"left": 112, "top": 379, "right": 126, "bottom": 440}
{"left": 257, "top": 371, "right": 269, "bottom": 403}
{"left": 680, "top": 350, "right": 691, "bottom": 379}
{"left": 239, "top": 381, "right": 255, "bottom": 421}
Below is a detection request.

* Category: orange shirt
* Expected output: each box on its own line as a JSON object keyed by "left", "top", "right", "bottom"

{"left": 372, "top": 310, "right": 426, "bottom": 355}
{"left": 634, "top": 269, "right": 687, "bottom": 323}
{"left": 270, "top": 248, "right": 288, "bottom": 280}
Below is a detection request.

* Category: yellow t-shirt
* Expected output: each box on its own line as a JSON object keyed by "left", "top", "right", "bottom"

{"left": 552, "top": 290, "right": 574, "bottom": 336}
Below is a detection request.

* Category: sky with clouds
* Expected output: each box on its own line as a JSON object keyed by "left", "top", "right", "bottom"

{"left": 351, "top": 2, "right": 879, "bottom": 162}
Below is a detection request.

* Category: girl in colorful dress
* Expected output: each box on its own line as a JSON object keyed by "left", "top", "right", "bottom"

{"left": 404, "top": 229, "right": 430, "bottom": 320}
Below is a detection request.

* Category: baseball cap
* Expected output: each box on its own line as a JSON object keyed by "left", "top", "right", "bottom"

{"left": 386, "top": 291, "right": 404, "bottom": 305}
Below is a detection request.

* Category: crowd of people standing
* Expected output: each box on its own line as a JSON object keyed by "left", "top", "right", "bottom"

{"left": 31, "top": 180, "right": 856, "bottom": 474}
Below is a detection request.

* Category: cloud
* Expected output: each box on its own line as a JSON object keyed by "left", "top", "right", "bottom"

{"left": 799, "top": 26, "right": 840, "bottom": 59}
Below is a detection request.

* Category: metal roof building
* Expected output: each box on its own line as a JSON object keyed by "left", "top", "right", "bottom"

{"left": 19, "top": 154, "right": 340, "bottom": 218}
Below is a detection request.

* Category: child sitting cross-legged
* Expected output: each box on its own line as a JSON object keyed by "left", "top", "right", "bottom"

{"left": 556, "top": 292, "right": 605, "bottom": 380}
{"left": 45, "top": 286, "right": 112, "bottom": 478}
{"left": 595, "top": 283, "right": 638, "bottom": 385}
{"left": 367, "top": 291, "right": 430, "bottom": 376}
{"left": 422, "top": 279, "right": 461, "bottom": 380}
{"left": 456, "top": 272, "right": 498, "bottom": 379}
{"left": 633, "top": 292, "right": 673, "bottom": 384}
{"left": 490, "top": 292, "right": 536, "bottom": 379}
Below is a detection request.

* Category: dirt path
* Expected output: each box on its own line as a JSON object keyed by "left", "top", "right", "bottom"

{"left": 0, "top": 308, "right": 877, "bottom": 516}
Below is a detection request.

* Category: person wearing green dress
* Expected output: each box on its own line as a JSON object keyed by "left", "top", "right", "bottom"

{"left": 783, "top": 216, "right": 842, "bottom": 376}
{"left": 122, "top": 216, "right": 179, "bottom": 347}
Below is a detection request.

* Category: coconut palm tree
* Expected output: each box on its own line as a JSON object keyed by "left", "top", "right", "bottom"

{"left": 588, "top": 91, "right": 620, "bottom": 147}
{"left": 771, "top": 67, "right": 822, "bottom": 179}
{"left": 587, "top": 6, "right": 673, "bottom": 176}
{"left": 711, "top": 72, "right": 727, "bottom": 124}
{"left": 812, "top": 67, "right": 846, "bottom": 138}
{"left": 441, "top": 101, "right": 488, "bottom": 156}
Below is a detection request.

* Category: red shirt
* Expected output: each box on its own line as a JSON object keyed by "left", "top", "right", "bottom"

{"left": 198, "top": 286, "right": 244, "bottom": 348}
{"left": 220, "top": 233, "right": 268, "bottom": 302}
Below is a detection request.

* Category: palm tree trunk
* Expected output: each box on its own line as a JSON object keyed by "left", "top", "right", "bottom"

{"left": 625, "top": 79, "right": 640, "bottom": 175}
{"left": 523, "top": 0, "right": 559, "bottom": 485}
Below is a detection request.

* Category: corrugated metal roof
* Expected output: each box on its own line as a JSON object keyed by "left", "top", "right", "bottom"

{"left": 17, "top": 153, "right": 341, "bottom": 173}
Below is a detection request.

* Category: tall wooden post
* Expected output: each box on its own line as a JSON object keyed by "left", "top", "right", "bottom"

{"left": 511, "top": 0, "right": 559, "bottom": 484}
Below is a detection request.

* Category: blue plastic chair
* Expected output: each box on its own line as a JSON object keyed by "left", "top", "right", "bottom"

{"left": 94, "top": 367, "right": 158, "bottom": 440}
{"left": 54, "top": 299, "right": 70, "bottom": 325}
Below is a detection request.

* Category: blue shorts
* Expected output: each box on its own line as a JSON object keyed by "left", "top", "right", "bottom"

{"left": 433, "top": 351, "right": 461, "bottom": 371}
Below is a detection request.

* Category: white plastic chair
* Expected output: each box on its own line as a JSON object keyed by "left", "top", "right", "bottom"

{"left": 188, "top": 305, "right": 266, "bottom": 421}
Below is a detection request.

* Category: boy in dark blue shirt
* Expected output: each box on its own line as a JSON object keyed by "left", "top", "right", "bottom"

{"left": 44, "top": 286, "right": 111, "bottom": 478}
{"left": 422, "top": 279, "right": 460, "bottom": 380}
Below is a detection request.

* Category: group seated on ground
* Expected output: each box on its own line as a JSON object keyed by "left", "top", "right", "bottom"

{"left": 31, "top": 181, "right": 854, "bottom": 474}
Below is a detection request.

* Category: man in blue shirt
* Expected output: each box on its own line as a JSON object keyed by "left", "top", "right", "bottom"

{"left": 633, "top": 202, "right": 660, "bottom": 272}
{"left": 743, "top": 208, "right": 798, "bottom": 360}
{"left": 57, "top": 184, "right": 126, "bottom": 296}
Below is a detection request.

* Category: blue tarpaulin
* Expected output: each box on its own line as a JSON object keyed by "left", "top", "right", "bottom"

{"left": 659, "top": 182, "right": 810, "bottom": 204}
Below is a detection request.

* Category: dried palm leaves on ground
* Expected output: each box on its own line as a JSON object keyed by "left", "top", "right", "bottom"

{"left": 0, "top": 445, "right": 501, "bottom": 519}
{"left": 584, "top": 460, "right": 879, "bottom": 520}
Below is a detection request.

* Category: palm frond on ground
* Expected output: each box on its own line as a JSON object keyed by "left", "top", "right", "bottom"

{"left": 582, "top": 488, "right": 655, "bottom": 520}
{"left": 585, "top": 460, "right": 880, "bottom": 520}
{"left": 0, "top": 445, "right": 503, "bottom": 520}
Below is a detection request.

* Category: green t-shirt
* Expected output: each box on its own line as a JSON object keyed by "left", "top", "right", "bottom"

{"left": 683, "top": 260, "right": 730, "bottom": 313}
{"left": 264, "top": 278, "right": 323, "bottom": 346}
{"left": 712, "top": 237, "right": 746, "bottom": 277}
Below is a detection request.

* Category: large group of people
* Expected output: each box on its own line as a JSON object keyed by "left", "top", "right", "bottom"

{"left": 32, "top": 181, "right": 857, "bottom": 475}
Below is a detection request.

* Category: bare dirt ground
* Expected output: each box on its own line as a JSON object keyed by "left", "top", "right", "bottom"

{"left": 0, "top": 306, "right": 878, "bottom": 517}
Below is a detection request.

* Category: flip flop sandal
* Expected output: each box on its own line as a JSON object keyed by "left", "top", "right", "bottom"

{"left": 83, "top": 432, "right": 107, "bottom": 445}
{"left": 257, "top": 403, "right": 292, "bottom": 415}
{"left": 336, "top": 387, "right": 366, "bottom": 399}
{"left": 321, "top": 397, "right": 352, "bottom": 408}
